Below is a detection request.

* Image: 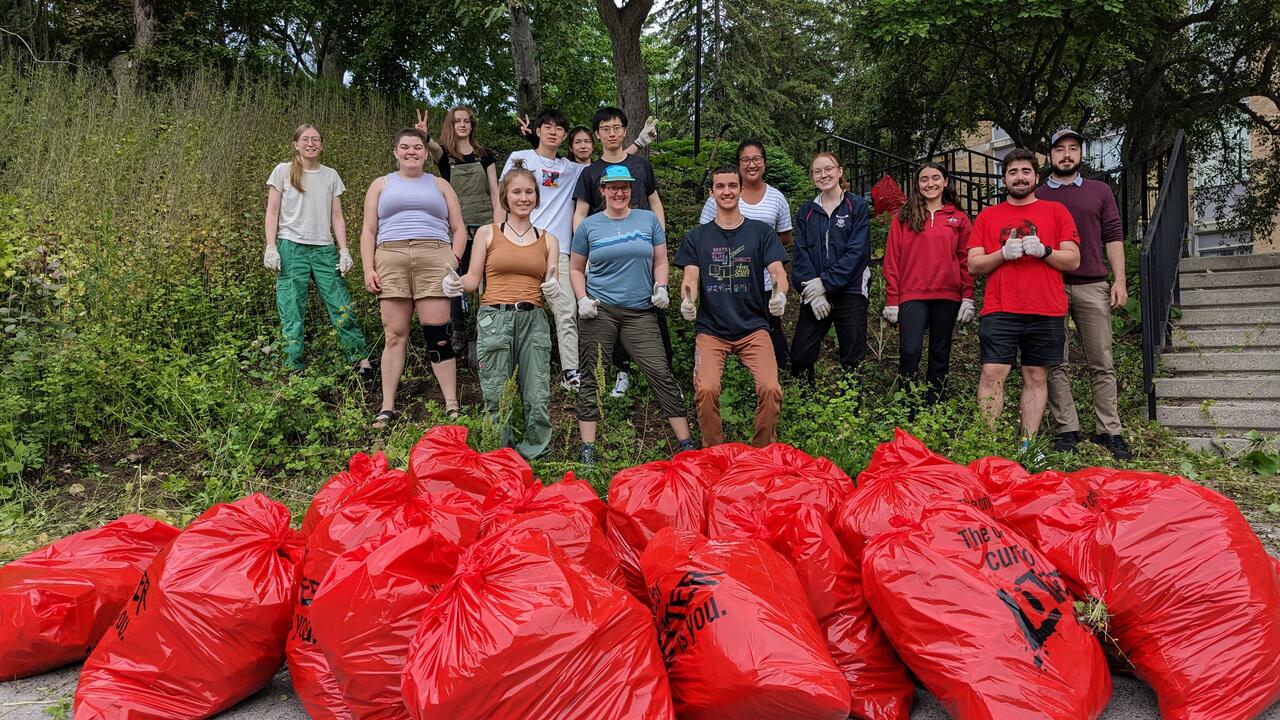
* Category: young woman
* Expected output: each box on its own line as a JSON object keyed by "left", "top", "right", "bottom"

{"left": 789, "top": 152, "right": 871, "bottom": 385}
{"left": 442, "top": 160, "right": 559, "bottom": 459}
{"left": 567, "top": 126, "right": 595, "bottom": 165}
{"left": 263, "top": 123, "right": 375, "bottom": 387}
{"left": 882, "top": 162, "right": 975, "bottom": 404}
{"left": 360, "top": 128, "right": 469, "bottom": 427}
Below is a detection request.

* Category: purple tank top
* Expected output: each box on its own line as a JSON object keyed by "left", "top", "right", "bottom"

{"left": 376, "top": 172, "right": 451, "bottom": 244}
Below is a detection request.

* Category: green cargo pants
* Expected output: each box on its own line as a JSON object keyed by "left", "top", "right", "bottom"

{"left": 276, "top": 239, "right": 368, "bottom": 370}
{"left": 475, "top": 305, "right": 552, "bottom": 459}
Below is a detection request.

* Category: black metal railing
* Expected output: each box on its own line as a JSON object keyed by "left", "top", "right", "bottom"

{"left": 1139, "top": 130, "right": 1189, "bottom": 420}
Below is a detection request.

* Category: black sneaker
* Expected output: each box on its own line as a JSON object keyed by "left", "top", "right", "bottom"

{"left": 1053, "top": 431, "right": 1082, "bottom": 453}
{"left": 675, "top": 439, "right": 698, "bottom": 454}
{"left": 356, "top": 363, "right": 380, "bottom": 393}
{"left": 1093, "top": 433, "right": 1133, "bottom": 461}
{"left": 578, "top": 443, "right": 597, "bottom": 466}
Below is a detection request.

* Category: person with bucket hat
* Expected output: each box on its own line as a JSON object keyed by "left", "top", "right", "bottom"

{"left": 569, "top": 164, "right": 694, "bottom": 465}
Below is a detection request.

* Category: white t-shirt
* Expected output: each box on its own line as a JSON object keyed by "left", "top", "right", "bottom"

{"left": 700, "top": 183, "right": 793, "bottom": 289}
{"left": 501, "top": 149, "right": 584, "bottom": 255}
{"left": 266, "top": 163, "right": 346, "bottom": 245}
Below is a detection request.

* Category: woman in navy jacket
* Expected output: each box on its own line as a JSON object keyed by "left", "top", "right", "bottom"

{"left": 788, "top": 151, "right": 870, "bottom": 385}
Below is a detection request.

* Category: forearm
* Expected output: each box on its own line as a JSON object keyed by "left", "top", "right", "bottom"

{"left": 452, "top": 225, "right": 468, "bottom": 258}
{"left": 680, "top": 267, "right": 700, "bottom": 302}
{"left": 653, "top": 253, "right": 669, "bottom": 287}
{"left": 265, "top": 216, "right": 278, "bottom": 245}
{"left": 650, "top": 195, "right": 666, "bottom": 228}
{"left": 968, "top": 251, "right": 1004, "bottom": 276}
{"left": 570, "top": 255, "right": 588, "bottom": 298}
{"left": 1105, "top": 242, "right": 1126, "bottom": 285}
{"left": 1044, "top": 247, "right": 1081, "bottom": 272}
{"left": 768, "top": 262, "right": 788, "bottom": 295}
{"left": 332, "top": 216, "right": 348, "bottom": 250}
{"left": 359, "top": 231, "right": 375, "bottom": 267}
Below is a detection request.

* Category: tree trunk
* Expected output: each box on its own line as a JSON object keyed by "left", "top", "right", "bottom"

{"left": 509, "top": 2, "right": 542, "bottom": 117}
{"left": 134, "top": 0, "right": 157, "bottom": 53}
{"left": 596, "top": 0, "right": 654, "bottom": 143}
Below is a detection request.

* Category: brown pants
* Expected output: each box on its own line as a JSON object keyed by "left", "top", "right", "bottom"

{"left": 693, "top": 330, "right": 782, "bottom": 447}
{"left": 1047, "top": 280, "right": 1122, "bottom": 435}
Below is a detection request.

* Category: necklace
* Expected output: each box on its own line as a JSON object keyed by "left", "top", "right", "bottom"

{"left": 507, "top": 221, "right": 533, "bottom": 239}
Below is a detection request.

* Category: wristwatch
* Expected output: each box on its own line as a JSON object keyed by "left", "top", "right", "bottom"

{"left": 1042, "top": 246, "right": 1053, "bottom": 260}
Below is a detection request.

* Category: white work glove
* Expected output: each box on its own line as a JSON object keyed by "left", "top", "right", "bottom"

{"left": 1001, "top": 234, "right": 1024, "bottom": 261}
{"left": 635, "top": 116, "right": 659, "bottom": 148}
{"left": 957, "top": 298, "right": 976, "bottom": 323}
{"left": 811, "top": 294, "right": 832, "bottom": 320}
{"left": 650, "top": 283, "right": 670, "bottom": 309}
{"left": 1021, "top": 234, "right": 1047, "bottom": 258}
{"left": 540, "top": 270, "right": 560, "bottom": 300}
{"left": 263, "top": 245, "right": 281, "bottom": 272}
{"left": 800, "top": 278, "right": 826, "bottom": 304}
{"left": 441, "top": 269, "right": 464, "bottom": 298}
{"left": 336, "top": 248, "right": 354, "bottom": 275}
{"left": 680, "top": 296, "right": 697, "bottom": 322}
{"left": 882, "top": 305, "right": 899, "bottom": 324}
{"left": 577, "top": 296, "right": 599, "bottom": 320}
{"left": 768, "top": 290, "right": 786, "bottom": 317}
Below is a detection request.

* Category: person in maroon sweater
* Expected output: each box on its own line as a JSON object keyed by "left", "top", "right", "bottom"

{"left": 883, "top": 162, "right": 974, "bottom": 404}
{"left": 968, "top": 148, "right": 1081, "bottom": 451}
{"left": 1036, "top": 128, "right": 1132, "bottom": 460}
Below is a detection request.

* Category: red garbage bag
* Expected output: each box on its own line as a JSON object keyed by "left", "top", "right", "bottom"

{"left": 1015, "top": 469, "right": 1280, "bottom": 720}
{"left": 302, "top": 451, "right": 394, "bottom": 536}
{"left": 642, "top": 527, "right": 850, "bottom": 720}
{"left": 606, "top": 453, "right": 720, "bottom": 602}
{"left": 870, "top": 175, "right": 907, "bottom": 218}
{"left": 705, "top": 443, "right": 853, "bottom": 537}
{"left": 862, "top": 502, "right": 1111, "bottom": 720}
{"left": 406, "top": 425, "right": 534, "bottom": 503}
{"left": 540, "top": 472, "right": 607, "bottom": 527}
{"left": 310, "top": 524, "right": 464, "bottom": 720}
{"left": 481, "top": 482, "right": 622, "bottom": 584}
{"left": 696, "top": 442, "right": 752, "bottom": 477}
{"left": 714, "top": 501, "right": 913, "bottom": 720}
{"left": 0, "top": 515, "right": 179, "bottom": 680}
{"left": 968, "top": 457, "right": 1098, "bottom": 529}
{"left": 401, "top": 527, "right": 674, "bottom": 720}
{"left": 289, "top": 470, "right": 481, "bottom": 720}
{"left": 74, "top": 494, "right": 303, "bottom": 719}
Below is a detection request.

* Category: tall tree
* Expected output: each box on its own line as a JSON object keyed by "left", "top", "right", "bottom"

{"left": 509, "top": 0, "right": 541, "bottom": 116}
{"left": 595, "top": 0, "right": 653, "bottom": 138}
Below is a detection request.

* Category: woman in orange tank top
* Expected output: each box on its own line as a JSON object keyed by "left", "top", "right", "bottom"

{"left": 442, "top": 160, "right": 559, "bottom": 458}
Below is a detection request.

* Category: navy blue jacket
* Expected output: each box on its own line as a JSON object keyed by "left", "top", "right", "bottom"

{"left": 792, "top": 192, "right": 870, "bottom": 296}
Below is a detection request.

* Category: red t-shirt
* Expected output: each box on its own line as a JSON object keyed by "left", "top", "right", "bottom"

{"left": 968, "top": 199, "right": 1079, "bottom": 317}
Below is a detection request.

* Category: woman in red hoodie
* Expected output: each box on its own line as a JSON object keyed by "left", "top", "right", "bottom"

{"left": 882, "top": 162, "right": 974, "bottom": 403}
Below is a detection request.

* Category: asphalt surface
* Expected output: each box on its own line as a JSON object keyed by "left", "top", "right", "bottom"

{"left": 3, "top": 664, "right": 1278, "bottom": 719}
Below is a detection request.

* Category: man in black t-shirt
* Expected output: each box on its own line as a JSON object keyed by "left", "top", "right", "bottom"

{"left": 675, "top": 164, "right": 789, "bottom": 448}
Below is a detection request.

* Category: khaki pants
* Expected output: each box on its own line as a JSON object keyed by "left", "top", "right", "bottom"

{"left": 576, "top": 303, "right": 686, "bottom": 422}
{"left": 694, "top": 330, "right": 782, "bottom": 448}
{"left": 1048, "top": 281, "right": 1122, "bottom": 435}
{"left": 476, "top": 306, "right": 552, "bottom": 460}
{"left": 545, "top": 253, "right": 578, "bottom": 372}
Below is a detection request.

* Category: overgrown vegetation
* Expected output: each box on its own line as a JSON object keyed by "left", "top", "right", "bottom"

{"left": 0, "top": 60, "right": 1274, "bottom": 562}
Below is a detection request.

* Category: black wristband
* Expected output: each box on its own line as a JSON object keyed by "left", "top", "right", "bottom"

{"left": 1043, "top": 245, "right": 1053, "bottom": 260}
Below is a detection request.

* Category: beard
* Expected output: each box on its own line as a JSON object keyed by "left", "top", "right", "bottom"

{"left": 1052, "top": 158, "right": 1080, "bottom": 177}
{"left": 1007, "top": 181, "right": 1035, "bottom": 199}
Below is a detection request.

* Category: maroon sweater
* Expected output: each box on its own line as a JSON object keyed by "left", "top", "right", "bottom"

{"left": 1035, "top": 177, "right": 1123, "bottom": 285}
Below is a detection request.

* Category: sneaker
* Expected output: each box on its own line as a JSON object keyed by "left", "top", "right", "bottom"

{"left": 1053, "top": 431, "right": 1082, "bottom": 453}
{"left": 610, "top": 371, "right": 630, "bottom": 398}
{"left": 578, "top": 442, "right": 597, "bottom": 466}
{"left": 560, "top": 369, "right": 581, "bottom": 392}
{"left": 1093, "top": 433, "right": 1133, "bottom": 461}
{"left": 356, "top": 363, "right": 380, "bottom": 393}
{"left": 675, "top": 438, "right": 698, "bottom": 454}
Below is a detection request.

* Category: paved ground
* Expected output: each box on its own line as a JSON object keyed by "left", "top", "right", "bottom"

{"left": 3, "top": 664, "right": 1278, "bottom": 719}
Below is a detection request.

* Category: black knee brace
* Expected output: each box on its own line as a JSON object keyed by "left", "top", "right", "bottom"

{"left": 422, "top": 322, "right": 456, "bottom": 363}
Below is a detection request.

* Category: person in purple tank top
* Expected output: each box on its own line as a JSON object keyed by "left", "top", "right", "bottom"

{"left": 359, "top": 128, "right": 470, "bottom": 428}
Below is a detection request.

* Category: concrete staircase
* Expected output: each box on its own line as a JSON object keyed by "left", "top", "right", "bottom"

{"left": 1156, "top": 252, "right": 1280, "bottom": 453}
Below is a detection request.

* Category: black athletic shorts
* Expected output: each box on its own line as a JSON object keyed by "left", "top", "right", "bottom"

{"left": 977, "top": 312, "right": 1065, "bottom": 367}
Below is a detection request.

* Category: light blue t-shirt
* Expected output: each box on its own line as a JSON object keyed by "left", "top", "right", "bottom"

{"left": 570, "top": 209, "right": 666, "bottom": 309}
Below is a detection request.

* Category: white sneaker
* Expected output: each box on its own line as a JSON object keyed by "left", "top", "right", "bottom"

{"left": 610, "top": 371, "right": 630, "bottom": 398}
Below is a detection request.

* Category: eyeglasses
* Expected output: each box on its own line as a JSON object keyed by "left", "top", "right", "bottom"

{"left": 597, "top": 123, "right": 625, "bottom": 134}
{"left": 603, "top": 186, "right": 631, "bottom": 194}
{"left": 298, "top": 137, "right": 322, "bottom": 144}
{"left": 740, "top": 156, "right": 765, "bottom": 166}
{"left": 811, "top": 165, "right": 838, "bottom": 177}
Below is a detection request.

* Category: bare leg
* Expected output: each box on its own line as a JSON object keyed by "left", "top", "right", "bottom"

{"left": 667, "top": 417, "right": 691, "bottom": 442}
{"left": 1020, "top": 365, "right": 1049, "bottom": 437}
{"left": 978, "top": 363, "right": 1012, "bottom": 431}
{"left": 378, "top": 299, "right": 414, "bottom": 412}
{"left": 579, "top": 419, "right": 597, "bottom": 444}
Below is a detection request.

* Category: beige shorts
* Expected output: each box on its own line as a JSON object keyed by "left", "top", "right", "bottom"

{"left": 374, "top": 239, "right": 456, "bottom": 300}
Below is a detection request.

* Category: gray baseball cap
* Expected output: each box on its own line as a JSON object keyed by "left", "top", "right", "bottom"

{"left": 1050, "top": 128, "right": 1085, "bottom": 148}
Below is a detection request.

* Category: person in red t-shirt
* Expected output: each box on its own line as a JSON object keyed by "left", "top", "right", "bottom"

{"left": 967, "top": 148, "right": 1081, "bottom": 448}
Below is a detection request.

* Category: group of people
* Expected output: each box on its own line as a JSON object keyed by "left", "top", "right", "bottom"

{"left": 263, "top": 108, "right": 1131, "bottom": 463}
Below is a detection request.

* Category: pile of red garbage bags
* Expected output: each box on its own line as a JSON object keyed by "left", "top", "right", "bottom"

{"left": 2, "top": 425, "right": 1279, "bottom": 720}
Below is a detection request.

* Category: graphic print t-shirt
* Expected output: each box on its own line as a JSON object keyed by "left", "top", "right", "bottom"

{"left": 967, "top": 199, "right": 1079, "bottom": 317}
{"left": 501, "top": 149, "right": 584, "bottom": 254}
{"left": 674, "top": 219, "right": 789, "bottom": 341}
{"left": 573, "top": 153, "right": 658, "bottom": 215}
{"left": 570, "top": 209, "right": 666, "bottom": 309}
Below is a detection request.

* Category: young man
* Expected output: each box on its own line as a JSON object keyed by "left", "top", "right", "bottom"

{"left": 500, "top": 109, "right": 586, "bottom": 391}
{"left": 572, "top": 107, "right": 669, "bottom": 398}
{"left": 967, "top": 148, "right": 1081, "bottom": 451}
{"left": 699, "top": 140, "right": 793, "bottom": 370}
{"left": 1037, "top": 128, "right": 1132, "bottom": 460}
{"left": 678, "top": 164, "right": 790, "bottom": 447}
{"left": 570, "top": 165, "right": 694, "bottom": 465}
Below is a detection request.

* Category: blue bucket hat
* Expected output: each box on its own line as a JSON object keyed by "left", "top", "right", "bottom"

{"left": 600, "top": 164, "right": 636, "bottom": 185}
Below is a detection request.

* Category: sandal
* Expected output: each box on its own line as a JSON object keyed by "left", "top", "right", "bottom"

{"left": 371, "top": 409, "right": 399, "bottom": 429}
{"left": 444, "top": 403, "right": 462, "bottom": 420}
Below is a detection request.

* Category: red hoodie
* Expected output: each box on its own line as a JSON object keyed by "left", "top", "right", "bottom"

{"left": 883, "top": 204, "right": 974, "bottom": 306}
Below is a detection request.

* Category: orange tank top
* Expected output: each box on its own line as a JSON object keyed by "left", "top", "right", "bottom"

{"left": 480, "top": 223, "right": 548, "bottom": 306}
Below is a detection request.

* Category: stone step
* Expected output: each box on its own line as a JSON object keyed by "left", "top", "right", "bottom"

{"left": 1179, "top": 286, "right": 1280, "bottom": 307}
{"left": 1170, "top": 325, "right": 1279, "bottom": 350}
{"left": 1157, "top": 401, "right": 1280, "bottom": 431}
{"left": 1179, "top": 268, "right": 1280, "bottom": 289}
{"left": 1176, "top": 306, "right": 1280, "bottom": 327}
{"left": 1161, "top": 351, "right": 1280, "bottom": 374}
{"left": 1176, "top": 436, "right": 1257, "bottom": 455}
{"left": 1155, "top": 375, "right": 1280, "bottom": 400}
{"left": 1180, "top": 253, "right": 1280, "bottom": 273}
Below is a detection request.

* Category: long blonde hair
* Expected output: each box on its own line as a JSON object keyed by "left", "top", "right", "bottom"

{"left": 438, "top": 106, "right": 485, "bottom": 161}
{"left": 499, "top": 159, "right": 541, "bottom": 212}
{"left": 289, "top": 123, "right": 319, "bottom": 193}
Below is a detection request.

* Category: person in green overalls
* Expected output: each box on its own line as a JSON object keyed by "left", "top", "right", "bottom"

{"left": 263, "top": 123, "right": 377, "bottom": 389}
{"left": 416, "top": 106, "right": 502, "bottom": 363}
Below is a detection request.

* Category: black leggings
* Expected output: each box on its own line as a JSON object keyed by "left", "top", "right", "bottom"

{"left": 898, "top": 299, "right": 959, "bottom": 404}
{"left": 789, "top": 293, "right": 868, "bottom": 385}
